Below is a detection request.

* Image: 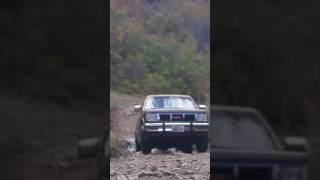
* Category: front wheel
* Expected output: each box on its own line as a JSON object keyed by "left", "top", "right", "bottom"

{"left": 181, "top": 143, "right": 193, "bottom": 154}
{"left": 196, "top": 138, "right": 208, "bottom": 152}
{"left": 141, "top": 139, "right": 151, "bottom": 154}
{"left": 135, "top": 138, "right": 141, "bottom": 151}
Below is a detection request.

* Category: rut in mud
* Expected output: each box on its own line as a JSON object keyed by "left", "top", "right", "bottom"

{"left": 110, "top": 92, "right": 210, "bottom": 180}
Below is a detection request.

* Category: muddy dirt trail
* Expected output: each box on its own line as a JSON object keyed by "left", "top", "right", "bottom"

{"left": 110, "top": 149, "right": 210, "bottom": 180}
{"left": 110, "top": 93, "right": 210, "bottom": 180}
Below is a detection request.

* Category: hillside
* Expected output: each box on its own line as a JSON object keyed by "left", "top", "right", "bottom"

{"left": 110, "top": 0, "right": 210, "bottom": 103}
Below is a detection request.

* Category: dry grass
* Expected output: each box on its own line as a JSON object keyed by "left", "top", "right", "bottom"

{"left": 109, "top": 92, "right": 143, "bottom": 157}
{"left": 110, "top": 91, "right": 144, "bottom": 106}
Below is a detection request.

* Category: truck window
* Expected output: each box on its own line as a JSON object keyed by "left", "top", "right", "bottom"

{"left": 144, "top": 96, "right": 196, "bottom": 109}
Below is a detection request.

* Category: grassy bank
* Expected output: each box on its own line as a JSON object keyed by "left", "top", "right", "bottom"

{"left": 110, "top": 91, "right": 143, "bottom": 157}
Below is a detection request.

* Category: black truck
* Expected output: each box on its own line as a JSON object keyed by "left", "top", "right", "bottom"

{"left": 210, "top": 105, "right": 309, "bottom": 180}
{"left": 134, "top": 94, "right": 209, "bottom": 154}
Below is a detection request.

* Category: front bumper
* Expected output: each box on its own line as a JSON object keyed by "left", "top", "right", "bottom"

{"left": 142, "top": 121, "right": 208, "bottom": 143}
{"left": 144, "top": 122, "right": 208, "bottom": 132}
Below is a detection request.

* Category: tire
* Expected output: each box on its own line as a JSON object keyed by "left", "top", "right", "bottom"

{"left": 141, "top": 139, "right": 151, "bottom": 154}
{"left": 196, "top": 138, "right": 208, "bottom": 153}
{"left": 181, "top": 143, "right": 193, "bottom": 154}
{"left": 159, "top": 147, "right": 167, "bottom": 151}
{"left": 135, "top": 138, "right": 141, "bottom": 151}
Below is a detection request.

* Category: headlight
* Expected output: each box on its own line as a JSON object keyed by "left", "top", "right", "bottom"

{"left": 196, "top": 113, "right": 207, "bottom": 121}
{"left": 282, "top": 166, "right": 305, "bottom": 180}
{"left": 146, "top": 113, "right": 159, "bottom": 121}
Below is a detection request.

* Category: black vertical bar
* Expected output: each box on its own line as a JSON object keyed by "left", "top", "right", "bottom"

{"left": 163, "top": 122, "right": 165, "bottom": 132}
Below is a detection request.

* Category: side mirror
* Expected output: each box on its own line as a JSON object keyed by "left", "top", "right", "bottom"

{"left": 134, "top": 105, "right": 142, "bottom": 112}
{"left": 77, "top": 137, "right": 99, "bottom": 159}
{"left": 283, "top": 136, "right": 309, "bottom": 152}
{"left": 199, "top": 104, "right": 207, "bottom": 110}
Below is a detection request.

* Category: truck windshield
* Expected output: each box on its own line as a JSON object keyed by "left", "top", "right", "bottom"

{"left": 211, "top": 109, "right": 276, "bottom": 150}
{"left": 144, "top": 96, "right": 196, "bottom": 109}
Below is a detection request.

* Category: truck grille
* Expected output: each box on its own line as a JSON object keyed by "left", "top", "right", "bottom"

{"left": 158, "top": 113, "right": 196, "bottom": 121}
{"left": 172, "top": 114, "right": 183, "bottom": 120}
{"left": 159, "top": 114, "right": 170, "bottom": 121}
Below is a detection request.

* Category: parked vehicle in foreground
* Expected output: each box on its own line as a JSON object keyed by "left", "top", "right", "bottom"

{"left": 134, "top": 94, "right": 209, "bottom": 154}
{"left": 77, "top": 132, "right": 108, "bottom": 180}
{"left": 210, "top": 105, "right": 309, "bottom": 180}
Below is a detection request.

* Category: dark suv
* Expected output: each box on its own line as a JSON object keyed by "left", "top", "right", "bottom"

{"left": 77, "top": 132, "right": 108, "bottom": 180}
{"left": 210, "top": 105, "right": 309, "bottom": 180}
{"left": 134, "top": 94, "right": 209, "bottom": 154}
